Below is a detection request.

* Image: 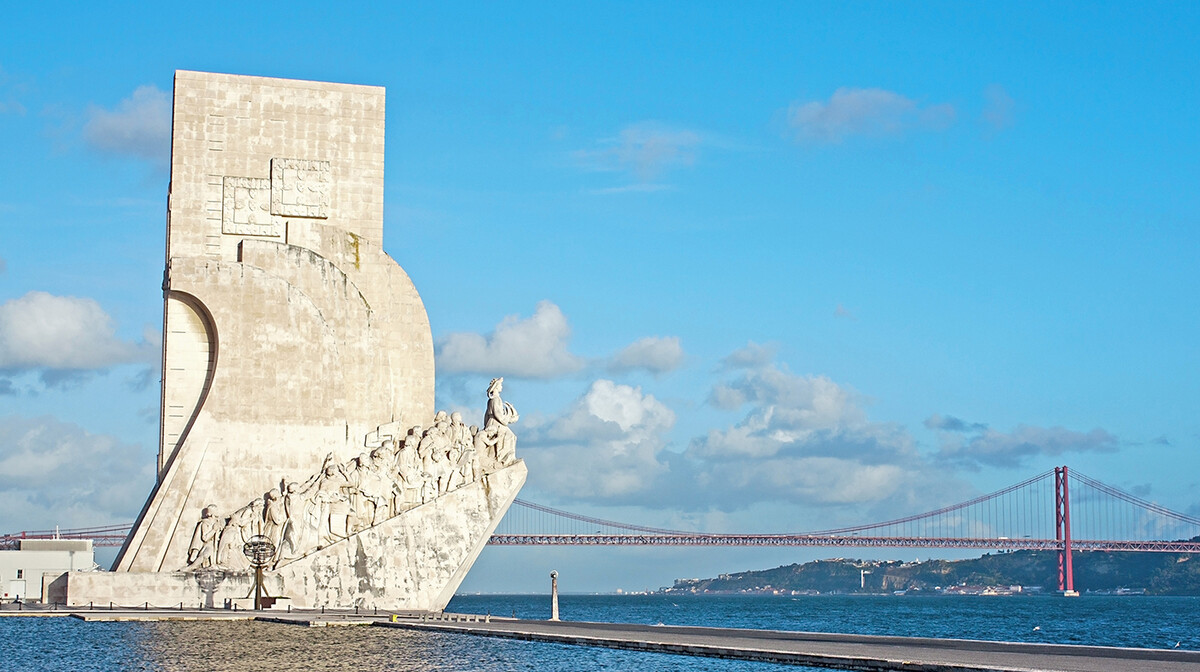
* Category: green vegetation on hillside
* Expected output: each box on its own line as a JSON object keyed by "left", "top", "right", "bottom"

{"left": 663, "top": 548, "right": 1200, "bottom": 596}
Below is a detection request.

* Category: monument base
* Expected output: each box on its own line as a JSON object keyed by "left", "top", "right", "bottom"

{"left": 66, "top": 461, "right": 526, "bottom": 611}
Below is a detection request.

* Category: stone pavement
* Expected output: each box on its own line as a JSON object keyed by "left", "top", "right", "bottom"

{"left": 6, "top": 605, "right": 1199, "bottom": 671}
{"left": 381, "top": 617, "right": 1200, "bottom": 672}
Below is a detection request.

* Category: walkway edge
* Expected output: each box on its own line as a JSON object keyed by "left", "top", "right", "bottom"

{"left": 378, "top": 621, "right": 1016, "bottom": 672}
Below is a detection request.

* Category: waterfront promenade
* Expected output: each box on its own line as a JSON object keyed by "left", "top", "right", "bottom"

{"left": 3, "top": 606, "right": 1198, "bottom": 671}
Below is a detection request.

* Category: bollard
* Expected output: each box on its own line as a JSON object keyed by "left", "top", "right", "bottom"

{"left": 110, "top": 602, "right": 114, "bottom": 610}
{"left": 179, "top": 602, "right": 183, "bottom": 611}
{"left": 485, "top": 614, "right": 491, "bottom": 623}
{"left": 549, "top": 570, "right": 559, "bottom": 621}
{"left": 374, "top": 606, "right": 378, "bottom": 616}
{"left": 288, "top": 605, "right": 292, "bottom": 613}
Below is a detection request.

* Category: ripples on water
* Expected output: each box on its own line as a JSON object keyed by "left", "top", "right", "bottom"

{"left": 4, "top": 595, "right": 1198, "bottom": 671}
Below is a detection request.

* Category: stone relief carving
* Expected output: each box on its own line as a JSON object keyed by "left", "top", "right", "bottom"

{"left": 180, "top": 383, "right": 519, "bottom": 572}
{"left": 183, "top": 505, "right": 222, "bottom": 571}
{"left": 221, "top": 177, "right": 280, "bottom": 237}
{"left": 220, "top": 158, "right": 331, "bottom": 238}
{"left": 271, "top": 158, "right": 331, "bottom": 218}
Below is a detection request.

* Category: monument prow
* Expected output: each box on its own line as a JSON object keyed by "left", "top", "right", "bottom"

{"left": 69, "top": 71, "right": 523, "bottom": 610}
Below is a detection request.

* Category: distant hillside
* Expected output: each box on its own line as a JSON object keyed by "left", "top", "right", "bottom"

{"left": 662, "top": 547, "right": 1200, "bottom": 596}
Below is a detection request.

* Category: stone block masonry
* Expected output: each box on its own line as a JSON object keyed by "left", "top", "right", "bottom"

{"left": 66, "top": 71, "right": 522, "bottom": 611}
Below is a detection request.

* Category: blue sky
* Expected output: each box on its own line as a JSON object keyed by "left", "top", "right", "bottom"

{"left": 2, "top": 2, "right": 1198, "bottom": 592}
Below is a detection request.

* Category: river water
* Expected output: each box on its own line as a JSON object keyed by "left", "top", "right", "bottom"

{"left": 4, "top": 594, "right": 1198, "bottom": 671}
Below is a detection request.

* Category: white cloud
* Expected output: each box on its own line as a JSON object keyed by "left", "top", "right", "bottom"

{"left": 683, "top": 360, "right": 959, "bottom": 510}
{"left": 0, "top": 415, "right": 154, "bottom": 532}
{"left": 437, "top": 300, "right": 584, "bottom": 379}
{"left": 82, "top": 85, "right": 171, "bottom": 163}
{"left": 719, "top": 341, "right": 778, "bottom": 371}
{"left": 609, "top": 336, "right": 684, "bottom": 375}
{"left": 523, "top": 380, "right": 674, "bottom": 499}
{"left": 519, "top": 346, "right": 966, "bottom": 514}
{"left": 575, "top": 122, "right": 702, "bottom": 182}
{"left": 935, "top": 422, "right": 1118, "bottom": 469}
{"left": 0, "top": 291, "right": 154, "bottom": 375}
{"left": 924, "top": 414, "right": 987, "bottom": 432}
{"left": 787, "top": 87, "right": 955, "bottom": 143}
{"left": 982, "top": 84, "right": 1015, "bottom": 131}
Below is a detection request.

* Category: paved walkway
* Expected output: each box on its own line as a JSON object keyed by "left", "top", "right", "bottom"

{"left": 5, "top": 606, "right": 1198, "bottom": 671}
{"left": 381, "top": 617, "right": 1200, "bottom": 672}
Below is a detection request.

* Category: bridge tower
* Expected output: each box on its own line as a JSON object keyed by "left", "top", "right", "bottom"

{"left": 1055, "top": 466, "right": 1078, "bottom": 596}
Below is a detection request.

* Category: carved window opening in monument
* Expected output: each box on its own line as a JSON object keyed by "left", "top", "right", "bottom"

{"left": 16, "top": 569, "right": 23, "bottom": 579}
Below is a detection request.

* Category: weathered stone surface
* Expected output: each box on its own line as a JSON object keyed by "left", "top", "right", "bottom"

{"left": 69, "top": 70, "right": 522, "bottom": 610}
{"left": 273, "top": 460, "right": 526, "bottom": 610}
{"left": 68, "top": 461, "right": 525, "bottom": 609}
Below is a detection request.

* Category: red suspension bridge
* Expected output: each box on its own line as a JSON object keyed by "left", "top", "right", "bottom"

{"left": 5, "top": 467, "right": 1199, "bottom": 594}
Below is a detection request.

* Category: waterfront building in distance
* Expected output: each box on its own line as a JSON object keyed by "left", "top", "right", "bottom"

{"left": 1, "top": 540, "right": 95, "bottom": 603}
{"left": 63, "top": 71, "right": 526, "bottom": 610}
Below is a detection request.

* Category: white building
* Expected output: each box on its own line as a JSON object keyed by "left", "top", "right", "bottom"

{"left": 1, "top": 540, "right": 95, "bottom": 602}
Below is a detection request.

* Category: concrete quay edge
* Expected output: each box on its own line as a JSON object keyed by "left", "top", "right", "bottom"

{"left": 376, "top": 618, "right": 1200, "bottom": 672}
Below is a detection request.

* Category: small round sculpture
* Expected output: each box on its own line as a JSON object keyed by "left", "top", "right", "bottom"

{"left": 243, "top": 534, "right": 276, "bottom": 568}
{"left": 243, "top": 534, "right": 277, "bottom": 610}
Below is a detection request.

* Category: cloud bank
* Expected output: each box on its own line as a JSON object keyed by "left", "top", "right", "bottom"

{"left": 83, "top": 85, "right": 171, "bottom": 164}
{"left": 437, "top": 301, "right": 585, "bottom": 379}
{"left": 521, "top": 349, "right": 964, "bottom": 517}
{"left": 0, "top": 291, "right": 155, "bottom": 382}
{"left": 609, "top": 336, "right": 684, "bottom": 375}
{"left": 575, "top": 122, "right": 703, "bottom": 186}
{"left": 0, "top": 415, "right": 153, "bottom": 532}
{"left": 932, "top": 417, "right": 1119, "bottom": 469}
{"left": 437, "top": 301, "right": 686, "bottom": 380}
{"left": 788, "top": 87, "right": 955, "bottom": 143}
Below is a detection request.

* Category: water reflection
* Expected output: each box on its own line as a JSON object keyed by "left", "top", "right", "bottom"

{"left": 4, "top": 618, "right": 810, "bottom": 672}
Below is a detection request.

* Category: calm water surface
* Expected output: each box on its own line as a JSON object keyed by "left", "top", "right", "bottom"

{"left": 4, "top": 594, "right": 1197, "bottom": 671}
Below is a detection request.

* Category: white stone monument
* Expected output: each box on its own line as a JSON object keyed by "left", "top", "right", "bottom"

{"left": 66, "top": 71, "right": 526, "bottom": 610}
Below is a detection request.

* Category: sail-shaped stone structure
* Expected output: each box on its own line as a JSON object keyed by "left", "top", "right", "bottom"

{"left": 66, "top": 71, "right": 525, "bottom": 610}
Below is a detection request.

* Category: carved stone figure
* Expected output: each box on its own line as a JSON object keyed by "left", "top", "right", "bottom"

{"left": 183, "top": 505, "right": 221, "bottom": 571}
{"left": 315, "top": 462, "right": 352, "bottom": 544}
{"left": 477, "top": 377, "right": 519, "bottom": 467}
{"left": 349, "top": 453, "right": 389, "bottom": 529}
{"left": 183, "top": 387, "right": 523, "bottom": 576}
{"left": 263, "top": 489, "right": 287, "bottom": 552}
{"left": 276, "top": 466, "right": 325, "bottom": 565}
{"left": 216, "top": 504, "right": 257, "bottom": 572}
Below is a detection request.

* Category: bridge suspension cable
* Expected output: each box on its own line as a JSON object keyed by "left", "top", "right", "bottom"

{"left": 6, "top": 467, "right": 1200, "bottom": 560}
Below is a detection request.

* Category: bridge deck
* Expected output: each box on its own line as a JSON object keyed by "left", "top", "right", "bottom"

{"left": 381, "top": 617, "right": 1200, "bottom": 672}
